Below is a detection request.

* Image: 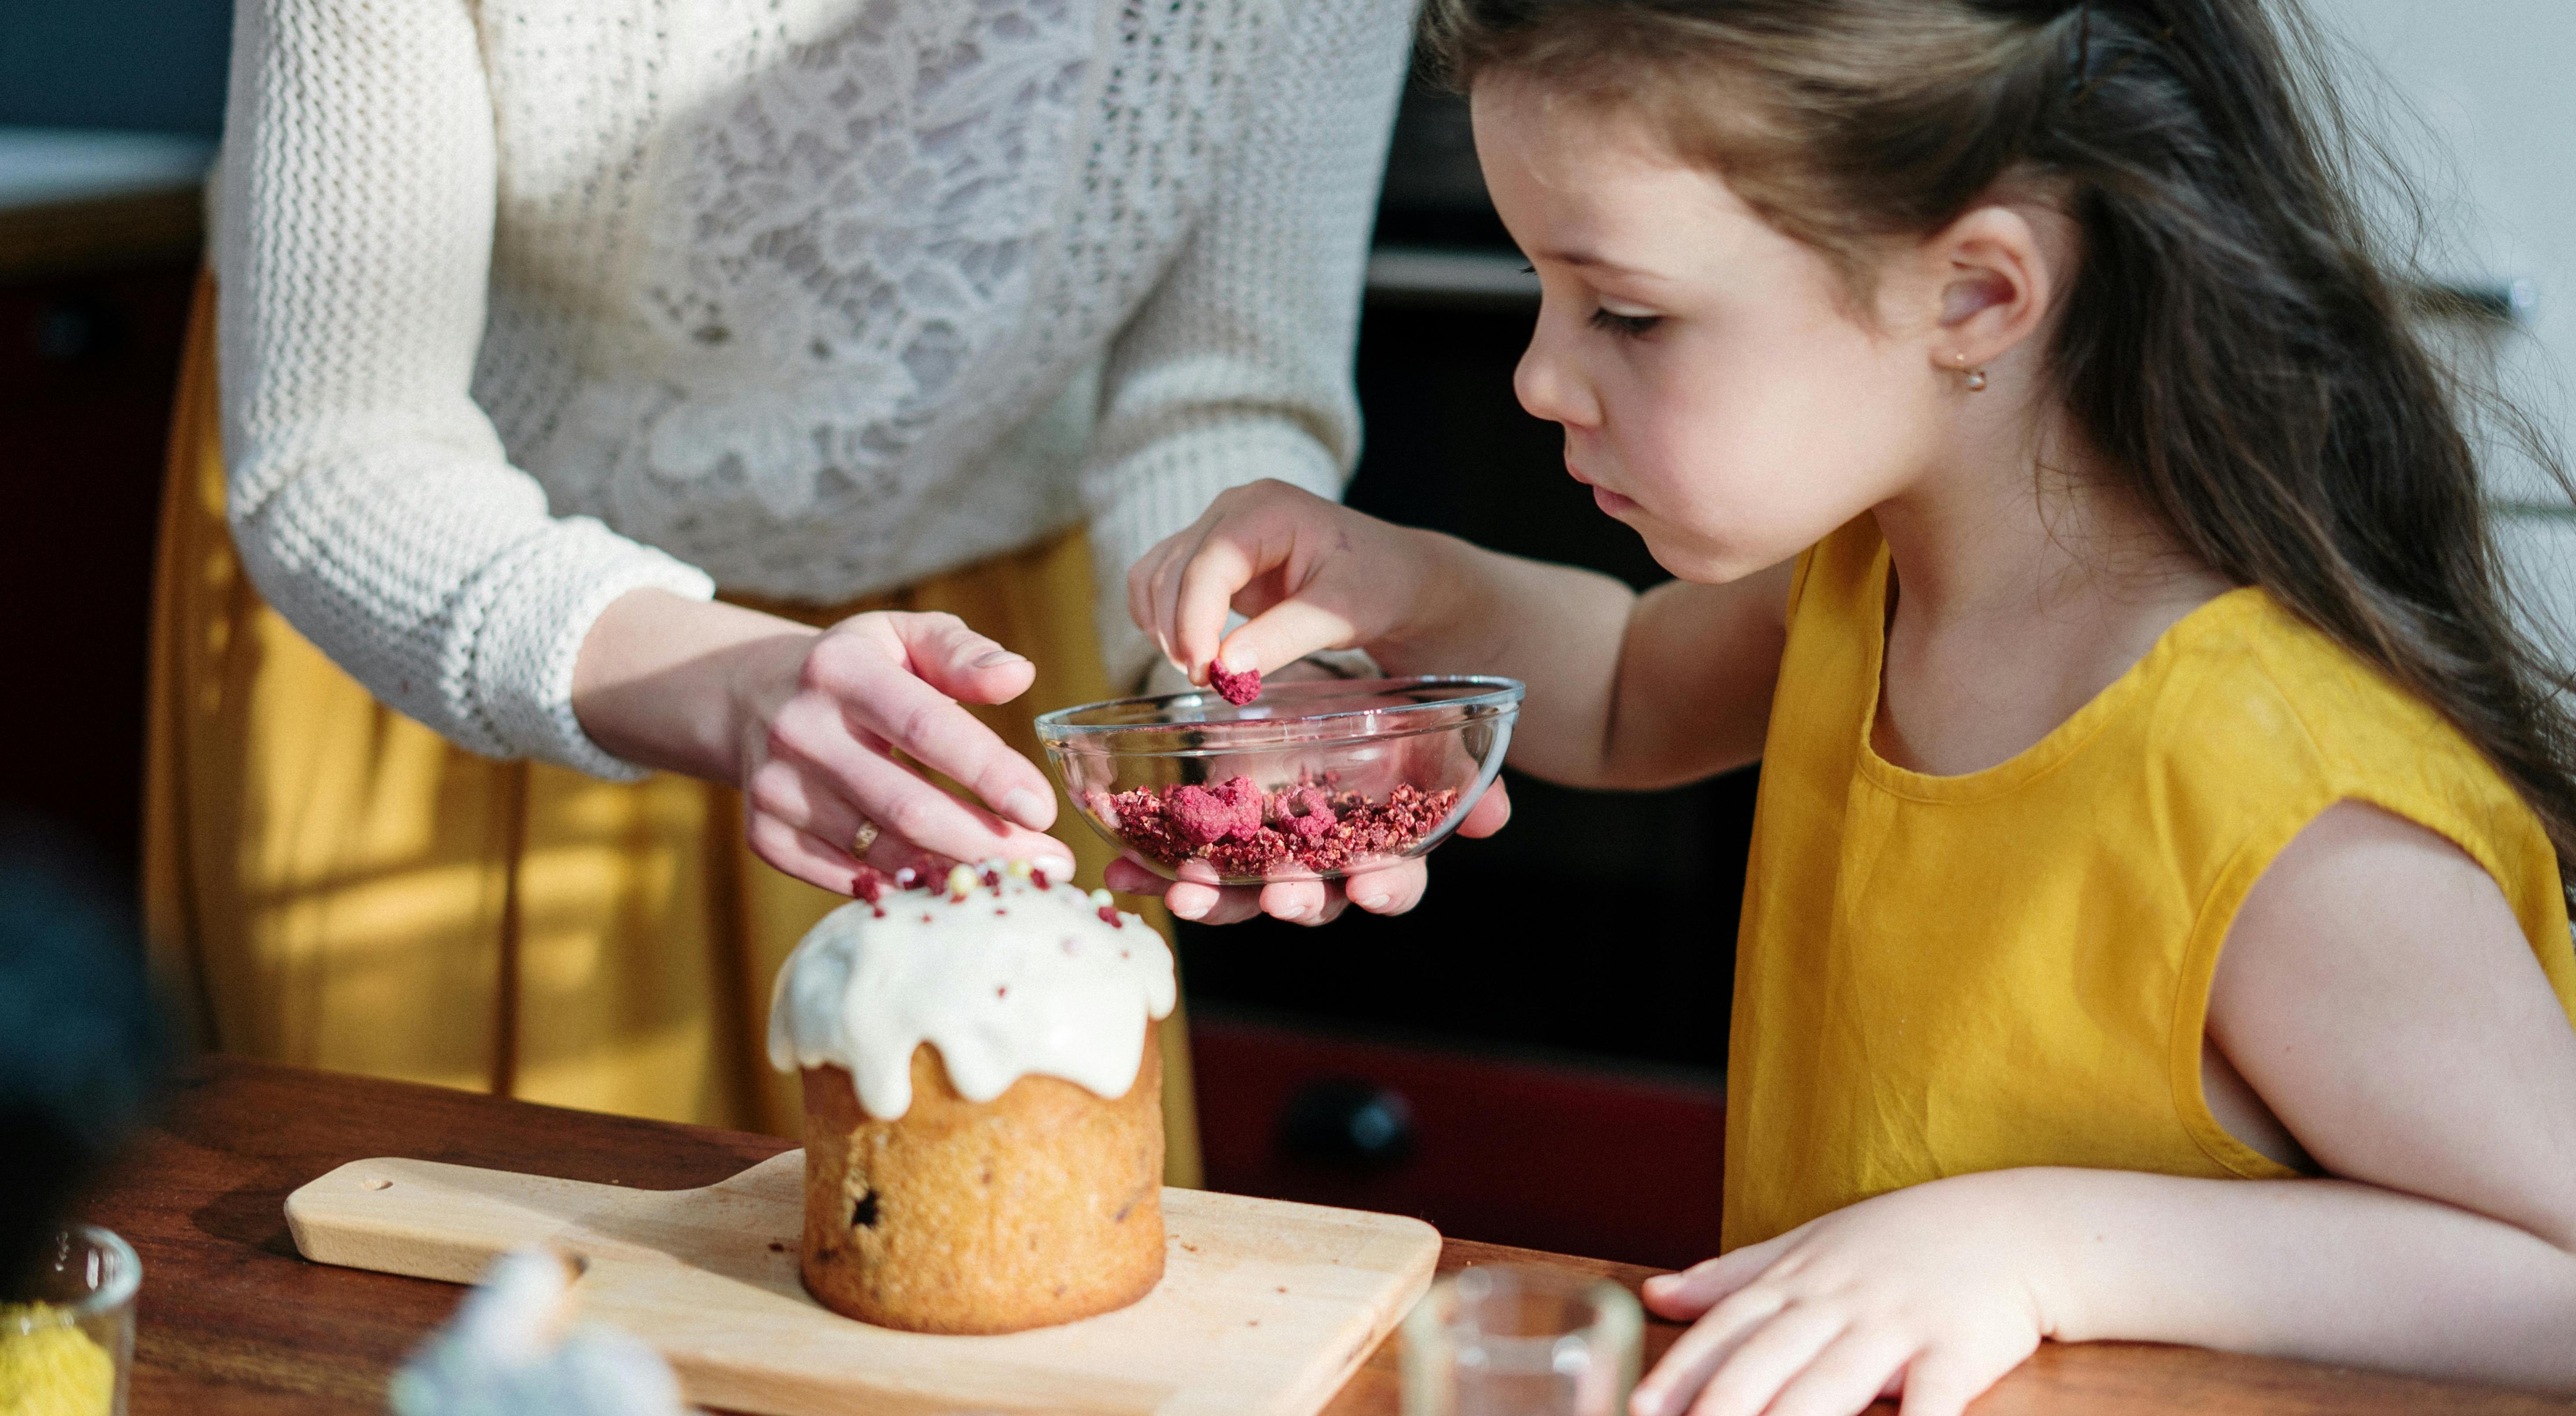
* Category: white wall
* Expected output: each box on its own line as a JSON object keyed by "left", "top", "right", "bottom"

{"left": 2319, "top": 0, "right": 2576, "bottom": 642}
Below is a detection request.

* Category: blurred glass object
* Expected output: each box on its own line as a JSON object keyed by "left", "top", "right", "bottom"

{"left": 1403, "top": 1264, "right": 1641, "bottom": 1416}
{"left": 1, "top": 1224, "right": 139, "bottom": 1415}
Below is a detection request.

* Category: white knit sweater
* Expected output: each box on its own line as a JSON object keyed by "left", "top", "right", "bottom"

{"left": 214, "top": 0, "right": 1412, "bottom": 779}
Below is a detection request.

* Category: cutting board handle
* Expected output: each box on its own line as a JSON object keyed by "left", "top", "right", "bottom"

{"left": 286, "top": 1152, "right": 808, "bottom": 1285}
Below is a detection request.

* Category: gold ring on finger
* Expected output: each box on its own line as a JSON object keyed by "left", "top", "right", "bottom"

{"left": 850, "top": 818, "right": 881, "bottom": 857}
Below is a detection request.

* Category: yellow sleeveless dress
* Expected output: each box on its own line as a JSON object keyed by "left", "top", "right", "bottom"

{"left": 145, "top": 279, "right": 1199, "bottom": 1182}
{"left": 1725, "top": 517, "right": 2576, "bottom": 1248}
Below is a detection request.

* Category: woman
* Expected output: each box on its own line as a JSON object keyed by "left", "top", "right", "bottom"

{"left": 145, "top": 0, "right": 1416, "bottom": 1171}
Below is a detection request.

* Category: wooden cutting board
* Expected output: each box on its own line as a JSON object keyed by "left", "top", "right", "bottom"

{"left": 286, "top": 1152, "right": 1438, "bottom": 1416}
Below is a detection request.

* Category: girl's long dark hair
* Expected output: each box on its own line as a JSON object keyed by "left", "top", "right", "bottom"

{"left": 1430, "top": 0, "right": 2576, "bottom": 889}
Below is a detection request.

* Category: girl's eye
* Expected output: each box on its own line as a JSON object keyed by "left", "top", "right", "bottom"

{"left": 1589, "top": 308, "right": 1663, "bottom": 338}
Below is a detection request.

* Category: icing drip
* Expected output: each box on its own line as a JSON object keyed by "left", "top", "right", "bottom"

{"left": 766, "top": 863, "right": 1175, "bottom": 1120}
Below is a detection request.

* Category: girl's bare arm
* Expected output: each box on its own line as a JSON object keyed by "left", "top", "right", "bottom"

{"left": 2047, "top": 801, "right": 2576, "bottom": 1379}
{"left": 1133, "top": 479, "right": 1790, "bottom": 790}
{"left": 1635, "top": 801, "right": 2576, "bottom": 1416}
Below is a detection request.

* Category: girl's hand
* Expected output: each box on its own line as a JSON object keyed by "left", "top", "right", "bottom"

{"left": 1634, "top": 1174, "right": 2052, "bottom": 1416}
{"left": 575, "top": 593, "right": 1073, "bottom": 895}
{"left": 1127, "top": 478, "right": 1445, "bottom": 694}
{"left": 1121, "top": 479, "right": 1508, "bottom": 922}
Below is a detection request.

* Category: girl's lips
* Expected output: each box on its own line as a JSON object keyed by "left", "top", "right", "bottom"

{"left": 1592, "top": 484, "right": 1638, "bottom": 516}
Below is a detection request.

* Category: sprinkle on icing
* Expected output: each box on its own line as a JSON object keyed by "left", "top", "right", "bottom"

{"left": 768, "top": 862, "right": 1175, "bottom": 1120}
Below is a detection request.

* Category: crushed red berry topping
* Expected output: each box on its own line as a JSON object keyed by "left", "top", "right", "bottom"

{"left": 1208, "top": 660, "right": 1261, "bottom": 706}
{"left": 1098, "top": 905, "right": 1124, "bottom": 927}
{"left": 1094, "top": 775, "right": 1460, "bottom": 877}
{"left": 851, "top": 866, "right": 887, "bottom": 904}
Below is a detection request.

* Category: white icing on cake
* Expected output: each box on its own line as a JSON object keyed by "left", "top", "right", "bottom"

{"left": 766, "top": 863, "right": 1176, "bottom": 1121}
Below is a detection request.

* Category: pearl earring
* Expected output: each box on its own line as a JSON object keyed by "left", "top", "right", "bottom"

{"left": 1949, "top": 353, "right": 1987, "bottom": 391}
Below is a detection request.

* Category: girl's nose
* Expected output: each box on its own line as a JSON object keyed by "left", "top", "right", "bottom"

{"left": 1513, "top": 312, "right": 1599, "bottom": 430}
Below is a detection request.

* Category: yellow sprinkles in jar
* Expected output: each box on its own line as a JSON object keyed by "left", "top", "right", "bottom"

{"left": 0, "top": 1303, "right": 113, "bottom": 1416}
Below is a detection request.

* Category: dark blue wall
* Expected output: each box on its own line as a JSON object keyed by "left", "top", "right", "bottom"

{"left": 0, "top": 0, "right": 231, "bottom": 134}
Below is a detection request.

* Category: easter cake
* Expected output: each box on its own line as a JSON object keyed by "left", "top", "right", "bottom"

{"left": 767, "top": 860, "right": 1175, "bottom": 1334}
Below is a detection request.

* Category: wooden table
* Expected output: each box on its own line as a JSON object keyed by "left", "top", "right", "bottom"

{"left": 86, "top": 1057, "right": 2565, "bottom": 1415}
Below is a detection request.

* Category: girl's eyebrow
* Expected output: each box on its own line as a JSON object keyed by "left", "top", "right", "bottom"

{"left": 1536, "top": 247, "right": 1659, "bottom": 280}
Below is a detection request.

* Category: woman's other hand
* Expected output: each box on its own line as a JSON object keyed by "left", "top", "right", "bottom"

{"left": 572, "top": 590, "right": 1072, "bottom": 895}
{"left": 1632, "top": 1173, "right": 2051, "bottom": 1416}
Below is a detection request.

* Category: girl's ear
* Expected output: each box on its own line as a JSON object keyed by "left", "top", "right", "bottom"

{"left": 1916, "top": 204, "right": 2060, "bottom": 374}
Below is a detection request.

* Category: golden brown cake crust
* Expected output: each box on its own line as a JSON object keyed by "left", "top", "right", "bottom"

{"left": 799, "top": 1024, "right": 1165, "bottom": 1334}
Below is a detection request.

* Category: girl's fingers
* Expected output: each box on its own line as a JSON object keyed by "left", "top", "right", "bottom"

{"left": 1341, "top": 860, "right": 1427, "bottom": 915}
{"left": 1257, "top": 878, "right": 1333, "bottom": 925}
{"left": 1213, "top": 596, "right": 1364, "bottom": 680}
{"left": 1676, "top": 1306, "right": 1846, "bottom": 1416}
{"left": 1172, "top": 533, "right": 1265, "bottom": 677}
{"left": 810, "top": 635, "right": 1056, "bottom": 832}
{"left": 1129, "top": 541, "right": 1178, "bottom": 670}
{"left": 1103, "top": 855, "right": 1170, "bottom": 897}
{"left": 1758, "top": 1332, "right": 1920, "bottom": 1416}
{"left": 1167, "top": 881, "right": 1273, "bottom": 925}
{"left": 1455, "top": 776, "right": 1513, "bottom": 838}
{"left": 1643, "top": 1236, "right": 1787, "bottom": 1318}
{"left": 1630, "top": 1290, "right": 1790, "bottom": 1416}
{"left": 1895, "top": 1348, "right": 1996, "bottom": 1416}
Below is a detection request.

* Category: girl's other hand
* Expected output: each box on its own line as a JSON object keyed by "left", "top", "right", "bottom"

{"left": 1101, "top": 777, "right": 1513, "bottom": 924}
{"left": 1126, "top": 478, "right": 1442, "bottom": 689}
{"left": 1633, "top": 1173, "right": 2051, "bottom": 1416}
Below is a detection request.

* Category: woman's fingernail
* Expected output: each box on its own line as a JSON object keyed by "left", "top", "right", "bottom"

{"left": 1001, "top": 789, "right": 1049, "bottom": 826}
{"left": 1170, "top": 896, "right": 1210, "bottom": 920}
{"left": 972, "top": 648, "right": 1029, "bottom": 669}
{"left": 1355, "top": 893, "right": 1390, "bottom": 910}
{"left": 1035, "top": 855, "right": 1075, "bottom": 880}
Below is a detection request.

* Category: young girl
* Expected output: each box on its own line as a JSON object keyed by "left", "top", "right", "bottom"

{"left": 1111, "top": 0, "right": 2576, "bottom": 1411}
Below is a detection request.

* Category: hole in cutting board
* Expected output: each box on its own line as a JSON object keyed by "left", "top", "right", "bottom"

{"left": 359, "top": 1177, "right": 392, "bottom": 1191}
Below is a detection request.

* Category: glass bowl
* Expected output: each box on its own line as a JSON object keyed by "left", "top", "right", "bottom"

{"left": 1035, "top": 675, "right": 1523, "bottom": 886}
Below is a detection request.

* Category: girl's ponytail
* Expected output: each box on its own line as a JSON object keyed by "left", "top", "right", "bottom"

{"left": 1431, "top": 0, "right": 2576, "bottom": 892}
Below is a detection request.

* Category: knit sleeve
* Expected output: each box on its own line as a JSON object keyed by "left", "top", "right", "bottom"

{"left": 214, "top": 0, "right": 715, "bottom": 782}
{"left": 1076, "top": 0, "right": 1417, "bottom": 691}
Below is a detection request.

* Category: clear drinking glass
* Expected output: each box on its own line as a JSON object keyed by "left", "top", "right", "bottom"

{"left": 4, "top": 1225, "right": 140, "bottom": 1416}
{"left": 1402, "top": 1264, "right": 1642, "bottom": 1416}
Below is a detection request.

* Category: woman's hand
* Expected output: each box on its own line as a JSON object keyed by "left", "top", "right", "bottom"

{"left": 573, "top": 590, "right": 1072, "bottom": 895}
{"left": 1634, "top": 1174, "right": 2052, "bottom": 1416}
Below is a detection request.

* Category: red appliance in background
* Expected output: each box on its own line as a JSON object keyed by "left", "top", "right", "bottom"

{"left": 1192, "top": 1012, "right": 1728, "bottom": 1270}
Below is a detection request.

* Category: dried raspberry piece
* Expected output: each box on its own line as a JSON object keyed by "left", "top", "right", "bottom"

{"left": 851, "top": 866, "right": 887, "bottom": 904}
{"left": 1094, "top": 774, "right": 1461, "bottom": 879}
{"left": 1208, "top": 660, "right": 1261, "bottom": 706}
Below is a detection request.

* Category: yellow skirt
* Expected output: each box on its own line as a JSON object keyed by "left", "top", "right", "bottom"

{"left": 143, "top": 279, "right": 1200, "bottom": 1184}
